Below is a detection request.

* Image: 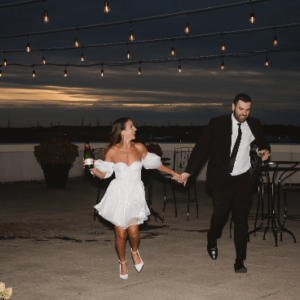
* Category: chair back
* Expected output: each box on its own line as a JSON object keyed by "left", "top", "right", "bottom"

{"left": 173, "top": 147, "right": 194, "bottom": 173}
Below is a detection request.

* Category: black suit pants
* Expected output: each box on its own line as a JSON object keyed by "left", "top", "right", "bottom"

{"left": 207, "top": 171, "right": 252, "bottom": 261}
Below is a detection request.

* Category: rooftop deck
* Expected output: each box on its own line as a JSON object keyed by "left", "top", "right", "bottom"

{"left": 1, "top": 178, "right": 300, "bottom": 300}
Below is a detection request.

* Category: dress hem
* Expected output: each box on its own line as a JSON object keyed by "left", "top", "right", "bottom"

{"left": 96, "top": 211, "right": 151, "bottom": 230}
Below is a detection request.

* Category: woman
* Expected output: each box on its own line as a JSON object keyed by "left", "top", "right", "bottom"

{"left": 90, "top": 117, "right": 180, "bottom": 279}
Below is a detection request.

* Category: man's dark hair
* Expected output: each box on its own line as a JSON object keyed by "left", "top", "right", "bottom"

{"left": 233, "top": 93, "right": 252, "bottom": 105}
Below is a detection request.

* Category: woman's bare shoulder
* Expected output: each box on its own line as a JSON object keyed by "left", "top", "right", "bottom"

{"left": 134, "top": 142, "right": 147, "bottom": 152}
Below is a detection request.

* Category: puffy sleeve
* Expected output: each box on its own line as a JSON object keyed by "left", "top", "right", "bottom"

{"left": 93, "top": 159, "right": 114, "bottom": 178}
{"left": 142, "top": 152, "right": 162, "bottom": 169}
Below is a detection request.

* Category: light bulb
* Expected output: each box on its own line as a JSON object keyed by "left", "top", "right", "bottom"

{"left": 250, "top": 12, "right": 255, "bottom": 24}
{"left": 221, "top": 42, "right": 226, "bottom": 51}
{"left": 178, "top": 65, "right": 181, "bottom": 73}
{"left": 81, "top": 53, "right": 84, "bottom": 62}
{"left": 3, "top": 58, "right": 7, "bottom": 66}
{"left": 74, "top": 37, "right": 79, "bottom": 48}
{"left": 101, "top": 68, "right": 104, "bottom": 77}
{"left": 129, "top": 30, "right": 134, "bottom": 42}
{"left": 32, "top": 70, "right": 36, "bottom": 78}
{"left": 104, "top": 0, "right": 110, "bottom": 13}
{"left": 0, "top": 70, "right": 2, "bottom": 77}
{"left": 171, "top": 47, "right": 175, "bottom": 56}
{"left": 265, "top": 57, "right": 269, "bottom": 66}
{"left": 127, "top": 50, "right": 130, "bottom": 59}
{"left": 185, "top": 22, "right": 190, "bottom": 34}
{"left": 26, "top": 42, "right": 31, "bottom": 52}
{"left": 221, "top": 61, "right": 225, "bottom": 70}
{"left": 44, "top": 10, "right": 49, "bottom": 23}
{"left": 42, "top": 56, "right": 46, "bottom": 64}
{"left": 64, "top": 69, "right": 67, "bottom": 77}
{"left": 138, "top": 67, "right": 141, "bottom": 75}
{"left": 273, "top": 36, "right": 278, "bottom": 46}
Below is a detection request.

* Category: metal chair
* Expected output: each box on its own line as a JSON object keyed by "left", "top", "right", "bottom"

{"left": 163, "top": 147, "right": 199, "bottom": 221}
{"left": 283, "top": 183, "right": 300, "bottom": 222}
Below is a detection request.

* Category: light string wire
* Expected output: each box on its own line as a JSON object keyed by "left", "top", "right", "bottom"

{"left": 0, "top": 0, "right": 269, "bottom": 40}
{"left": 0, "top": 0, "right": 45, "bottom": 9}
{"left": 2, "top": 21, "right": 299, "bottom": 54}
{"left": 3, "top": 45, "right": 300, "bottom": 68}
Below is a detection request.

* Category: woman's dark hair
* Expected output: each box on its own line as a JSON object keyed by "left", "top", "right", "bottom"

{"left": 101, "top": 117, "right": 131, "bottom": 157}
{"left": 233, "top": 93, "right": 252, "bottom": 105}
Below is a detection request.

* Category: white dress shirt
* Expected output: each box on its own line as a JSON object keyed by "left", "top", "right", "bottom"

{"left": 230, "top": 114, "right": 255, "bottom": 176}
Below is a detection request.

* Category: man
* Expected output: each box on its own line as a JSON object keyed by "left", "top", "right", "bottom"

{"left": 179, "top": 93, "right": 270, "bottom": 273}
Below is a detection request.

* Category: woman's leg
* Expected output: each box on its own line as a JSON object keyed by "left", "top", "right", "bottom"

{"left": 127, "top": 225, "right": 141, "bottom": 265}
{"left": 114, "top": 225, "right": 128, "bottom": 274}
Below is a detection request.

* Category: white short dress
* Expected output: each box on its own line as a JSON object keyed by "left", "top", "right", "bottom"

{"left": 93, "top": 153, "right": 162, "bottom": 229}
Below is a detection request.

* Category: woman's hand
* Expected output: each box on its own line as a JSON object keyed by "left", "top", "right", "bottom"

{"left": 171, "top": 172, "right": 181, "bottom": 181}
{"left": 83, "top": 158, "right": 95, "bottom": 168}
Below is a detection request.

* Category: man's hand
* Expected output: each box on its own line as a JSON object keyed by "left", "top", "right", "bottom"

{"left": 177, "top": 172, "right": 191, "bottom": 186}
{"left": 258, "top": 149, "right": 270, "bottom": 161}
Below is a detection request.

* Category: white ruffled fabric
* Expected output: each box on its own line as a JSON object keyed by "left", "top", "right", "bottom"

{"left": 94, "top": 152, "right": 162, "bottom": 229}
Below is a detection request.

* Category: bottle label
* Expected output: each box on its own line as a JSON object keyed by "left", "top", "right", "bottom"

{"left": 85, "top": 158, "right": 93, "bottom": 165}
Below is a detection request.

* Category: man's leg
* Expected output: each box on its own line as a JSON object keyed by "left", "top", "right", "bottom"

{"left": 232, "top": 173, "right": 252, "bottom": 271}
{"left": 207, "top": 183, "right": 234, "bottom": 257}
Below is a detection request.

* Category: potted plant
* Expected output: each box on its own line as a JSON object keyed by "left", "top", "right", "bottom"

{"left": 146, "top": 143, "right": 163, "bottom": 157}
{"left": 34, "top": 137, "right": 79, "bottom": 189}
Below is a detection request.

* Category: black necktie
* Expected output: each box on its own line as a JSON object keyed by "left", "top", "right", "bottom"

{"left": 227, "top": 123, "right": 242, "bottom": 174}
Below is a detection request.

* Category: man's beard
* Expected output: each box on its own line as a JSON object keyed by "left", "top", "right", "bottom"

{"left": 233, "top": 110, "right": 248, "bottom": 123}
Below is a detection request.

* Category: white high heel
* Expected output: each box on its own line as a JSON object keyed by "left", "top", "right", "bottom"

{"left": 119, "top": 260, "right": 128, "bottom": 280}
{"left": 131, "top": 248, "right": 144, "bottom": 272}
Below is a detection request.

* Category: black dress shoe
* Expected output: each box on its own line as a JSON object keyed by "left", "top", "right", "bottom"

{"left": 207, "top": 242, "right": 218, "bottom": 260}
{"left": 234, "top": 261, "right": 247, "bottom": 273}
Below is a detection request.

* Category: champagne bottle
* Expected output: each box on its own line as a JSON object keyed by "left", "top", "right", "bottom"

{"left": 84, "top": 141, "right": 94, "bottom": 169}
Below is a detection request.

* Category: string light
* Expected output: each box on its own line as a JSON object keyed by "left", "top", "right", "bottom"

{"left": 5, "top": 45, "right": 300, "bottom": 78}
{"left": 185, "top": 22, "right": 190, "bottom": 34}
{"left": 221, "top": 57, "right": 225, "bottom": 70}
{"left": 42, "top": 50, "right": 46, "bottom": 64}
{"left": 265, "top": 52, "right": 269, "bottom": 66}
{"left": 74, "top": 37, "right": 79, "bottom": 48}
{"left": 185, "top": 12, "right": 190, "bottom": 34}
{"left": 43, "top": 0, "right": 49, "bottom": 23}
{"left": 104, "top": 0, "right": 110, "bottom": 13}
{"left": 80, "top": 47, "right": 84, "bottom": 62}
{"left": 64, "top": 64, "right": 67, "bottom": 77}
{"left": 3, "top": 58, "right": 7, "bottom": 67}
{"left": 249, "top": 0, "right": 255, "bottom": 23}
{"left": 26, "top": 42, "right": 31, "bottom": 52}
{"left": 32, "top": 66, "right": 36, "bottom": 78}
{"left": 129, "top": 28, "right": 135, "bottom": 42}
{"left": 126, "top": 43, "right": 130, "bottom": 59}
{"left": 273, "top": 28, "right": 278, "bottom": 46}
{"left": 171, "top": 40, "right": 175, "bottom": 56}
{"left": 2, "top": 21, "right": 299, "bottom": 56}
{"left": 221, "top": 42, "right": 226, "bottom": 51}
{"left": 138, "top": 61, "right": 141, "bottom": 75}
{"left": 0, "top": 69, "right": 2, "bottom": 77}
{"left": 101, "top": 63, "right": 104, "bottom": 77}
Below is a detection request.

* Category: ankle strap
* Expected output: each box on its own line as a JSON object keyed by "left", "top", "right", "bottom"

{"left": 119, "top": 260, "right": 127, "bottom": 264}
{"left": 131, "top": 249, "right": 139, "bottom": 254}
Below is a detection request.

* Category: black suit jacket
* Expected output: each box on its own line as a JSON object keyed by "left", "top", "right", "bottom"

{"left": 185, "top": 114, "right": 270, "bottom": 190}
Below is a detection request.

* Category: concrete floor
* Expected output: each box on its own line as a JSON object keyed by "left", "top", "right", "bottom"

{"left": 1, "top": 177, "right": 300, "bottom": 300}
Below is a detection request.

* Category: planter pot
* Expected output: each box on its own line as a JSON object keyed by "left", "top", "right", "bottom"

{"left": 41, "top": 164, "right": 72, "bottom": 189}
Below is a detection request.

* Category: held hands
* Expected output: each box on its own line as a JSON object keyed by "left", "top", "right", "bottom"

{"left": 171, "top": 172, "right": 191, "bottom": 187}
{"left": 258, "top": 149, "right": 270, "bottom": 161}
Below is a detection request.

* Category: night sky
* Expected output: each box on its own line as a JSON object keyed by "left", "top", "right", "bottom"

{"left": 0, "top": 0, "right": 299, "bottom": 127}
